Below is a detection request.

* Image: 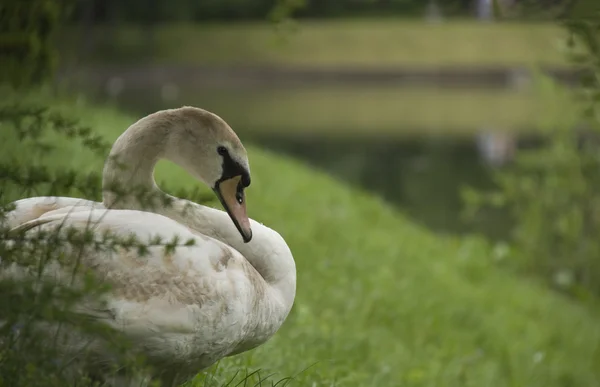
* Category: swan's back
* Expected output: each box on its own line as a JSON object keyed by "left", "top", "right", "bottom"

{"left": 3, "top": 196, "right": 103, "bottom": 229}
{"left": 6, "top": 208, "right": 282, "bottom": 382}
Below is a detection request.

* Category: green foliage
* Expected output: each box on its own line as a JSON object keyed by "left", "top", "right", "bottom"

{"left": 463, "top": 14, "right": 600, "bottom": 298}
{"left": 73, "top": 0, "right": 471, "bottom": 24}
{"left": 0, "top": 103, "right": 145, "bottom": 386}
{"left": 0, "top": 0, "right": 76, "bottom": 88}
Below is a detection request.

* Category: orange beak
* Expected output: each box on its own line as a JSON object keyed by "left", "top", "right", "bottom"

{"left": 214, "top": 175, "right": 253, "bottom": 243}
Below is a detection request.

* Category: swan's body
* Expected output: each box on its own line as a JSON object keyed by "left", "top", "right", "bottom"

{"left": 3, "top": 107, "right": 296, "bottom": 386}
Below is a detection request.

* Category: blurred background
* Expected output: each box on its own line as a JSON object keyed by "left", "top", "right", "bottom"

{"left": 56, "top": 0, "right": 580, "bottom": 243}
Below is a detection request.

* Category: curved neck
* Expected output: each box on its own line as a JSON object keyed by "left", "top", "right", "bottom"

{"left": 102, "top": 116, "right": 169, "bottom": 209}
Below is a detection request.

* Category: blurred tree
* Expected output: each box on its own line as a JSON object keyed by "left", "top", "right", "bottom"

{"left": 66, "top": 0, "right": 482, "bottom": 24}
{"left": 0, "top": 0, "right": 76, "bottom": 88}
{"left": 77, "top": 0, "right": 96, "bottom": 58}
{"left": 495, "top": 0, "right": 600, "bottom": 19}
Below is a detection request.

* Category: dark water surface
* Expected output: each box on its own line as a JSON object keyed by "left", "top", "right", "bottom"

{"left": 253, "top": 134, "right": 511, "bottom": 239}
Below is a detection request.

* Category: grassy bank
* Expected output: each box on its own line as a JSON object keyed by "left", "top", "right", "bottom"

{"left": 60, "top": 19, "right": 570, "bottom": 68}
{"left": 4, "top": 92, "right": 600, "bottom": 386}
{"left": 111, "top": 84, "right": 579, "bottom": 137}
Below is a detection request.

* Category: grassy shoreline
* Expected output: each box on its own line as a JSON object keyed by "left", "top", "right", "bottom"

{"left": 60, "top": 19, "right": 570, "bottom": 68}
{"left": 93, "top": 84, "right": 579, "bottom": 137}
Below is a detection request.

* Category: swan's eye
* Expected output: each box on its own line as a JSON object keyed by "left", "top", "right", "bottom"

{"left": 217, "top": 146, "right": 228, "bottom": 156}
{"left": 235, "top": 186, "right": 244, "bottom": 204}
{"left": 236, "top": 191, "right": 244, "bottom": 204}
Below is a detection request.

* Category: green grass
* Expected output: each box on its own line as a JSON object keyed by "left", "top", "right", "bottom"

{"left": 3, "top": 92, "right": 600, "bottom": 386}
{"left": 112, "top": 74, "right": 579, "bottom": 136}
{"left": 166, "top": 85, "right": 578, "bottom": 137}
{"left": 61, "top": 19, "right": 571, "bottom": 68}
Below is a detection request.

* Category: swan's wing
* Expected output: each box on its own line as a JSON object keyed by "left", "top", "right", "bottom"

{"left": 3, "top": 196, "right": 103, "bottom": 229}
{"left": 7, "top": 209, "right": 262, "bottom": 357}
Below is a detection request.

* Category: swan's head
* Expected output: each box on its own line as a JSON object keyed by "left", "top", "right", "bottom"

{"left": 165, "top": 106, "right": 252, "bottom": 243}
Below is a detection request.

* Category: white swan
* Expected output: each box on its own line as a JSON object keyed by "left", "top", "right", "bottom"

{"left": 4, "top": 107, "right": 296, "bottom": 386}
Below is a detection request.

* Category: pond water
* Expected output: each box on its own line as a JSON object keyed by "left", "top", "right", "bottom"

{"left": 253, "top": 134, "right": 512, "bottom": 240}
